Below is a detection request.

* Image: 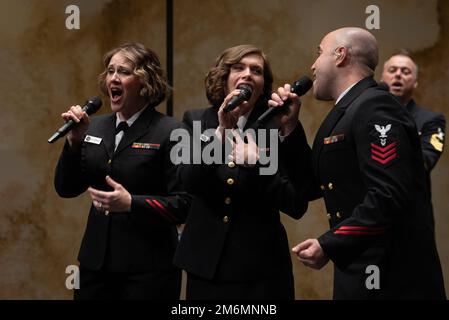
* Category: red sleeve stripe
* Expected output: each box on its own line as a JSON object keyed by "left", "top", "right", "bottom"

{"left": 338, "top": 226, "right": 387, "bottom": 231}
{"left": 334, "top": 230, "right": 386, "bottom": 235}
{"left": 145, "top": 199, "right": 177, "bottom": 223}
{"left": 152, "top": 199, "right": 178, "bottom": 222}
{"left": 334, "top": 225, "right": 387, "bottom": 235}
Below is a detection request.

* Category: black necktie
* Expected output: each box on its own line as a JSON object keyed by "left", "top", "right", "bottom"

{"left": 115, "top": 121, "right": 129, "bottom": 135}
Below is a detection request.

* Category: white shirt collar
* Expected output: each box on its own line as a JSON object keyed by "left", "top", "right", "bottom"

{"left": 335, "top": 82, "right": 357, "bottom": 105}
{"left": 236, "top": 108, "right": 253, "bottom": 130}
{"left": 115, "top": 104, "right": 148, "bottom": 128}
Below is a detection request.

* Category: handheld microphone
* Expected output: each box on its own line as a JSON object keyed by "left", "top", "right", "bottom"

{"left": 223, "top": 85, "right": 253, "bottom": 112}
{"left": 256, "top": 75, "right": 313, "bottom": 124}
{"left": 48, "top": 97, "right": 102, "bottom": 144}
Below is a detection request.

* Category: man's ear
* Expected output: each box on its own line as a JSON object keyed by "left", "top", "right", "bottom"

{"left": 334, "top": 47, "right": 346, "bottom": 66}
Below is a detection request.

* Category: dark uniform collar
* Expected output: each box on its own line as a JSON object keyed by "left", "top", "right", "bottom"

{"left": 334, "top": 76, "right": 378, "bottom": 110}
{"left": 405, "top": 99, "right": 418, "bottom": 113}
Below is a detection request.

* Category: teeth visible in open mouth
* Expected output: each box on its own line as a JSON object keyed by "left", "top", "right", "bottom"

{"left": 237, "top": 83, "right": 253, "bottom": 91}
{"left": 111, "top": 88, "right": 123, "bottom": 98}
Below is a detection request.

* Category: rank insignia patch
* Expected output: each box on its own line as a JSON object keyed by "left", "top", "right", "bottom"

{"left": 374, "top": 124, "right": 391, "bottom": 146}
{"left": 430, "top": 127, "right": 444, "bottom": 152}
{"left": 371, "top": 142, "right": 397, "bottom": 165}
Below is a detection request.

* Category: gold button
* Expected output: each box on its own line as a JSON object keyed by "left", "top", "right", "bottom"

{"left": 227, "top": 178, "right": 234, "bottom": 185}
{"left": 320, "top": 185, "right": 325, "bottom": 190}
{"left": 228, "top": 161, "right": 236, "bottom": 168}
{"left": 107, "top": 159, "right": 112, "bottom": 164}
{"left": 223, "top": 216, "right": 229, "bottom": 223}
{"left": 328, "top": 183, "right": 333, "bottom": 190}
{"left": 336, "top": 212, "right": 341, "bottom": 218}
{"left": 326, "top": 213, "right": 331, "bottom": 219}
{"left": 224, "top": 197, "right": 231, "bottom": 205}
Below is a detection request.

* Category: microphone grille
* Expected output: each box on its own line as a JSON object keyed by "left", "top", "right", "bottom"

{"left": 238, "top": 84, "right": 253, "bottom": 99}
{"left": 291, "top": 76, "right": 313, "bottom": 96}
{"left": 84, "top": 97, "right": 102, "bottom": 114}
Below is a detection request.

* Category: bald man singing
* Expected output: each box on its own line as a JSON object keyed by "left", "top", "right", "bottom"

{"left": 271, "top": 27, "right": 446, "bottom": 299}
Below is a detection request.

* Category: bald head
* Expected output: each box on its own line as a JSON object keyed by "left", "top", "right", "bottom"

{"left": 311, "top": 27, "right": 379, "bottom": 101}
{"left": 330, "top": 27, "right": 379, "bottom": 73}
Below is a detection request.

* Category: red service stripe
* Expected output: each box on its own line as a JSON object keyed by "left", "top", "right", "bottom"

{"left": 334, "top": 230, "right": 386, "bottom": 235}
{"left": 145, "top": 199, "right": 176, "bottom": 222}
{"left": 338, "top": 226, "right": 387, "bottom": 231}
{"left": 371, "top": 147, "right": 396, "bottom": 159}
{"left": 152, "top": 199, "right": 178, "bottom": 222}
{"left": 372, "top": 153, "right": 397, "bottom": 165}
{"left": 370, "top": 142, "right": 396, "bottom": 153}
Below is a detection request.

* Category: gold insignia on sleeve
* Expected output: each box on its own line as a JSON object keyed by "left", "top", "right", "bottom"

{"left": 430, "top": 128, "right": 444, "bottom": 152}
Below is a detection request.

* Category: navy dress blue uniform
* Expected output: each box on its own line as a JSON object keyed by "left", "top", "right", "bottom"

{"left": 55, "top": 106, "right": 191, "bottom": 299}
{"left": 405, "top": 100, "right": 445, "bottom": 226}
{"left": 173, "top": 104, "right": 314, "bottom": 299}
{"left": 312, "top": 77, "right": 446, "bottom": 299}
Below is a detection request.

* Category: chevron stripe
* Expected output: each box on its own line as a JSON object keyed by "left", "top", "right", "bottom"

{"left": 370, "top": 142, "right": 396, "bottom": 153}
{"left": 372, "top": 153, "right": 397, "bottom": 165}
{"left": 371, "top": 147, "right": 397, "bottom": 159}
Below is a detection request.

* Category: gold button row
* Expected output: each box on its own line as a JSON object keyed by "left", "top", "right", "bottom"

{"left": 320, "top": 182, "right": 334, "bottom": 190}
{"left": 224, "top": 161, "right": 235, "bottom": 223}
{"left": 327, "top": 211, "right": 342, "bottom": 219}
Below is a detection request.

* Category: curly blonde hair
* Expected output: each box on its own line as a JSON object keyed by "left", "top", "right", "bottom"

{"left": 98, "top": 43, "right": 168, "bottom": 107}
{"left": 205, "top": 44, "right": 273, "bottom": 107}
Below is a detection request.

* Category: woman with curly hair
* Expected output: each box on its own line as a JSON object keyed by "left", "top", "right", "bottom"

{"left": 174, "top": 44, "right": 313, "bottom": 299}
{"left": 54, "top": 43, "right": 191, "bottom": 299}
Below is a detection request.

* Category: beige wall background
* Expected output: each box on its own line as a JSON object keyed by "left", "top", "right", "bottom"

{"left": 0, "top": 0, "right": 447, "bottom": 299}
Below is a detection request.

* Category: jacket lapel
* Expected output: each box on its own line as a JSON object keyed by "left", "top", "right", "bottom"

{"left": 202, "top": 106, "right": 220, "bottom": 130}
{"left": 312, "top": 77, "right": 378, "bottom": 176}
{"left": 244, "top": 104, "right": 269, "bottom": 130}
{"left": 92, "top": 114, "right": 116, "bottom": 159}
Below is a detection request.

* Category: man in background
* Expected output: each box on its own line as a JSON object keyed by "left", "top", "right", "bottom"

{"left": 381, "top": 50, "right": 445, "bottom": 226}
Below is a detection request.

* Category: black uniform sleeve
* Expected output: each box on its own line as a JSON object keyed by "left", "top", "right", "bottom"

{"left": 54, "top": 140, "right": 89, "bottom": 198}
{"left": 131, "top": 121, "right": 192, "bottom": 225}
{"left": 177, "top": 110, "right": 221, "bottom": 194}
{"left": 318, "top": 95, "right": 414, "bottom": 268}
{"left": 178, "top": 109, "right": 314, "bottom": 220}
{"left": 258, "top": 122, "right": 315, "bottom": 219}
{"left": 421, "top": 113, "right": 445, "bottom": 172}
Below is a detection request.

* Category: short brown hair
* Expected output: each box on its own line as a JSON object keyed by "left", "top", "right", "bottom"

{"left": 387, "top": 48, "right": 419, "bottom": 77}
{"left": 205, "top": 44, "right": 273, "bottom": 107}
{"left": 98, "top": 43, "right": 168, "bottom": 107}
